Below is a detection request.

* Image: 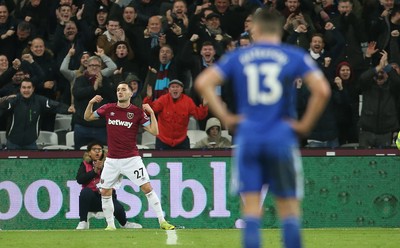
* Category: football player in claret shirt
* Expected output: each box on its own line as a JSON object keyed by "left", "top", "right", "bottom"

{"left": 84, "top": 81, "right": 175, "bottom": 230}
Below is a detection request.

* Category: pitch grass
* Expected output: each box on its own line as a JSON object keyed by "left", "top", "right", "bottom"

{"left": 0, "top": 228, "right": 399, "bottom": 248}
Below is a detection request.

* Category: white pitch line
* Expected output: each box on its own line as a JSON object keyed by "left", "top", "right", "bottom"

{"left": 166, "top": 230, "right": 178, "bottom": 245}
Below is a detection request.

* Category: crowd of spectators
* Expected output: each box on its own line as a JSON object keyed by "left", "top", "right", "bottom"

{"left": 1, "top": 0, "right": 400, "bottom": 149}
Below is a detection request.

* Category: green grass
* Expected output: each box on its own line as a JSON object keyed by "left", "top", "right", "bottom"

{"left": 0, "top": 228, "right": 399, "bottom": 248}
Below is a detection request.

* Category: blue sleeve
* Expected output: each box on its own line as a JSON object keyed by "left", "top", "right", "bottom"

{"left": 296, "top": 52, "right": 321, "bottom": 78}
{"left": 214, "top": 52, "right": 237, "bottom": 81}
{"left": 142, "top": 120, "right": 150, "bottom": 127}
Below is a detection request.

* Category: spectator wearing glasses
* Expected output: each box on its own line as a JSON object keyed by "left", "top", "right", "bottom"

{"left": 72, "top": 56, "right": 114, "bottom": 150}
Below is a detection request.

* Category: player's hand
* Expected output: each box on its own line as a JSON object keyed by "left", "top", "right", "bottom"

{"left": 142, "top": 103, "right": 154, "bottom": 114}
{"left": 289, "top": 119, "right": 312, "bottom": 137}
{"left": 89, "top": 95, "right": 103, "bottom": 104}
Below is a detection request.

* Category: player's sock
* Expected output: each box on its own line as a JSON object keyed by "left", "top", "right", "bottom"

{"left": 242, "top": 216, "right": 261, "bottom": 248}
{"left": 145, "top": 190, "right": 165, "bottom": 223}
{"left": 282, "top": 216, "right": 302, "bottom": 248}
{"left": 101, "top": 195, "right": 116, "bottom": 228}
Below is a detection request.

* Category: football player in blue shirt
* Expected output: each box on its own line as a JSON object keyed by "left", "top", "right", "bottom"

{"left": 195, "top": 8, "right": 331, "bottom": 248}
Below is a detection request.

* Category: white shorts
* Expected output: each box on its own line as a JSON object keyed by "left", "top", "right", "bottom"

{"left": 100, "top": 156, "right": 150, "bottom": 189}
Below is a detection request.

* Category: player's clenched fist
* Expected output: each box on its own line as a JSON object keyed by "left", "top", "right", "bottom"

{"left": 89, "top": 95, "right": 103, "bottom": 104}
{"left": 142, "top": 103, "right": 154, "bottom": 115}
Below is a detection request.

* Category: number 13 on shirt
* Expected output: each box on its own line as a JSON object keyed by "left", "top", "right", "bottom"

{"left": 244, "top": 62, "right": 282, "bottom": 106}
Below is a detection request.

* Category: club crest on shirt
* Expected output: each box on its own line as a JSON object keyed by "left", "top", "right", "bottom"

{"left": 110, "top": 112, "right": 115, "bottom": 116}
{"left": 127, "top": 112, "right": 134, "bottom": 119}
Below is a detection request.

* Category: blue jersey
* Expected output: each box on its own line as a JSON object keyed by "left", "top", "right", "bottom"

{"left": 215, "top": 43, "right": 320, "bottom": 146}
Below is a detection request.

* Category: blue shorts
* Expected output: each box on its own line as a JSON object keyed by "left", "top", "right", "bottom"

{"left": 236, "top": 141, "right": 304, "bottom": 199}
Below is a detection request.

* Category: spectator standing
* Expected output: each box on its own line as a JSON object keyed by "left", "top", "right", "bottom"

{"left": 0, "top": 80, "right": 74, "bottom": 150}
{"left": 143, "top": 79, "right": 208, "bottom": 149}
{"left": 358, "top": 50, "right": 400, "bottom": 148}
{"left": 72, "top": 55, "right": 114, "bottom": 149}
{"left": 0, "top": 3, "right": 18, "bottom": 62}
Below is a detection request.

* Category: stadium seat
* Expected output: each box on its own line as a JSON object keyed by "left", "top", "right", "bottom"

{"left": 80, "top": 145, "right": 87, "bottom": 150}
{"left": 54, "top": 117, "right": 72, "bottom": 132}
{"left": 0, "top": 131, "right": 6, "bottom": 148}
{"left": 340, "top": 143, "right": 359, "bottom": 148}
{"left": 66, "top": 131, "right": 74, "bottom": 148}
{"left": 37, "top": 131, "right": 59, "bottom": 148}
{"left": 137, "top": 144, "right": 150, "bottom": 149}
{"left": 141, "top": 132, "right": 156, "bottom": 149}
{"left": 42, "top": 145, "right": 74, "bottom": 150}
{"left": 221, "top": 130, "right": 232, "bottom": 142}
{"left": 188, "top": 117, "right": 200, "bottom": 130}
{"left": 187, "top": 130, "right": 207, "bottom": 148}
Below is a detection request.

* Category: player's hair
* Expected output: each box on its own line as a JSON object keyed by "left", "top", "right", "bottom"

{"left": 117, "top": 81, "right": 134, "bottom": 91}
{"left": 252, "top": 8, "right": 284, "bottom": 36}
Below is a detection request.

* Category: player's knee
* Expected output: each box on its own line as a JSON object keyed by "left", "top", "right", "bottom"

{"left": 140, "top": 183, "right": 153, "bottom": 194}
{"left": 101, "top": 188, "right": 113, "bottom": 196}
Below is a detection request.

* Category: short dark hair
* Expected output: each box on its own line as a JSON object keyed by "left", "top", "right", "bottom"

{"left": 252, "top": 8, "right": 284, "bottom": 36}
{"left": 201, "top": 41, "right": 214, "bottom": 49}
{"left": 20, "top": 79, "right": 34, "bottom": 87}
{"left": 17, "top": 21, "right": 31, "bottom": 32}
{"left": 117, "top": 81, "right": 133, "bottom": 91}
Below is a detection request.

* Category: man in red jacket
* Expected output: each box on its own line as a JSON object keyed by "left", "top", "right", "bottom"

{"left": 143, "top": 79, "right": 208, "bottom": 149}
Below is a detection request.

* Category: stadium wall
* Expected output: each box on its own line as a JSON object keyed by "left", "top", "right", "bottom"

{"left": 0, "top": 150, "right": 399, "bottom": 230}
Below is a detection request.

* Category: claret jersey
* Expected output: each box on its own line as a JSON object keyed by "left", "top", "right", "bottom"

{"left": 95, "top": 103, "right": 150, "bottom": 158}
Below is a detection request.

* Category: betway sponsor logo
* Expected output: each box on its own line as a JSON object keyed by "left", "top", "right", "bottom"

{"left": 108, "top": 119, "right": 133, "bottom": 128}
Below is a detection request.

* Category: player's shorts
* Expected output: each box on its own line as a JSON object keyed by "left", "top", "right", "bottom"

{"left": 236, "top": 142, "right": 304, "bottom": 199}
{"left": 100, "top": 156, "right": 150, "bottom": 189}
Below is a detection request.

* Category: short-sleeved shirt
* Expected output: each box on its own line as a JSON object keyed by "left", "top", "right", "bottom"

{"left": 95, "top": 103, "right": 150, "bottom": 158}
{"left": 215, "top": 43, "right": 320, "bottom": 147}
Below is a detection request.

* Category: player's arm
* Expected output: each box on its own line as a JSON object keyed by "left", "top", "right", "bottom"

{"left": 292, "top": 71, "right": 331, "bottom": 136}
{"left": 84, "top": 95, "right": 103, "bottom": 121}
{"left": 142, "top": 103, "right": 159, "bottom": 136}
{"left": 195, "top": 67, "right": 240, "bottom": 129}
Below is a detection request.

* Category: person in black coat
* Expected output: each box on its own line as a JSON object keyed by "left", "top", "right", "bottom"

{"left": 0, "top": 80, "right": 74, "bottom": 150}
